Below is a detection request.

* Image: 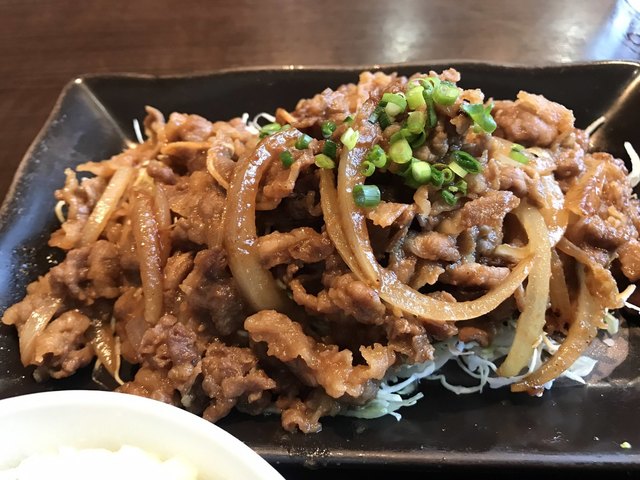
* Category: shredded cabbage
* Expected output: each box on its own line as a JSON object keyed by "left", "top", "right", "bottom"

{"left": 343, "top": 322, "right": 600, "bottom": 421}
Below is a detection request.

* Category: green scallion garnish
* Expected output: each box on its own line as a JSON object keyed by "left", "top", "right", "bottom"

{"left": 441, "top": 167, "right": 454, "bottom": 183}
{"left": 368, "top": 106, "right": 383, "bottom": 124}
{"left": 433, "top": 81, "right": 459, "bottom": 106}
{"left": 441, "top": 189, "right": 458, "bottom": 206}
{"left": 340, "top": 127, "right": 359, "bottom": 150}
{"left": 295, "top": 134, "right": 313, "bottom": 150}
{"left": 388, "top": 138, "right": 412, "bottom": 164}
{"left": 451, "top": 150, "right": 482, "bottom": 174}
{"left": 409, "top": 131, "right": 427, "bottom": 148}
{"left": 449, "top": 160, "right": 468, "bottom": 178}
{"left": 454, "top": 179, "right": 468, "bottom": 195}
{"left": 344, "top": 115, "right": 354, "bottom": 124}
{"left": 420, "top": 77, "right": 440, "bottom": 95}
{"left": 279, "top": 150, "right": 294, "bottom": 168}
{"left": 424, "top": 94, "right": 437, "bottom": 128}
{"left": 361, "top": 160, "right": 375, "bottom": 177}
{"left": 430, "top": 167, "right": 444, "bottom": 187}
{"left": 367, "top": 144, "right": 387, "bottom": 168}
{"left": 353, "top": 184, "right": 381, "bottom": 208}
{"left": 460, "top": 102, "right": 497, "bottom": 134}
{"left": 509, "top": 144, "right": 529, "bottom": 164}
{"left": 323, "top": 139, "right": 338, "bottom": 159}
{"left": 315, "top": 153, "right": 335, "bottom": 169}
{"left": 321, "top": 121, "right": 337, "bottom": 138}
{"left": 259, "top": 122, "right": 281, "bottom": 138}
{"left": 411, "top": 161, "right": 431, "bottom": 184}
{"left": 406, "top": 85, "right": 426, "bottom": 110}
{"left": 382, "top": 92, "right": 407, "bottom": 117}
{"left": 407, "top": 111, "right": 426, "bottom": 134}
{"left": 378, "top": 110, "right": 392, "bottom": 130}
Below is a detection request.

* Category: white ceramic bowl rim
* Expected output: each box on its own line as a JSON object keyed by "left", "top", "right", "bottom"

{"left": 0, "top": 390, "right": 284, "bottom": 480}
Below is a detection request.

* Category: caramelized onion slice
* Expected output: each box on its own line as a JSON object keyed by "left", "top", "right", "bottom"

{"left": 19, "top": 298, "right": 62, "bottom": 366}
{"left": 336, "top": 100, "right": 382, "bottom": 286}
{"left": 224, "top": 129, "right": 300, "bottom": 314}
{"left": 511, "top": 265, "right": 603, "bottom": 392}
{"left": 89, "top": 317, "right": 123, "bottom": 384}
{"left": 498, "top": 202, "right": 551, "bottom": 377}
{"left": 80, "top": 166, "right": 133, "bottom": 246}
{"left": 131, "top": 175, "right": 163, "bottom": 324}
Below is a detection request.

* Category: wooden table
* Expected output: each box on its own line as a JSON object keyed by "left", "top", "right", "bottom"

{"left": 0, "top": 0, "right": 637, "bottom": 478}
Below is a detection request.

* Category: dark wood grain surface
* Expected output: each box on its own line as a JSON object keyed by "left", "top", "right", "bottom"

{"left": 1, "top": 0, "right": 639, "bottom": 478}
{"left": 3, "top": 0, "right": 640, "bottom": 202}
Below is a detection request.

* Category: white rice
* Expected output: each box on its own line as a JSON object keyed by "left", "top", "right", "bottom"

{"left": 0, "top": 445, "right": 198, "bottom": 480}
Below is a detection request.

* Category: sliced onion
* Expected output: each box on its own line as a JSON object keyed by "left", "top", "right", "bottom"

{"left": 538, "top": 174, "right": 567, "bottom": 247}
{"left": 319, "top": 169, "right": 363, "bottom": 278}
{"left": 549, "top": 248, "right": 572, "bottom": 323}
{"left": 498, "top": 202, "right": 551, "bottom": 377}
{"left": 512, "top": 264, "right": 603, "bottom": 392}
{"left": 224, "top": 129, "right": 300, "bottom": 314}
{"left": 132, "top": 177, "right": 163, "bottom": 324}
{"left": 322, "top": 161, "right": 534, "bottom": 322}
{"left": 153, "top": 183, "right": 172, "bottom": 267}
{"left": 80, "top": 167, "right": 133, "bottom": 246}
{"left": 89, "top": 317, "right": 122, "bottom": 384}
{"left": 19, "top": 298, "right": 62, "bottom": 366}
{"left": 336, "top": 100, "right": 382, "bottom": 286}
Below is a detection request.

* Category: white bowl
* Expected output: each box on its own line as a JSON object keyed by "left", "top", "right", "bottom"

{"left": 0, "top": 390, "right": 284, "bottom": 479}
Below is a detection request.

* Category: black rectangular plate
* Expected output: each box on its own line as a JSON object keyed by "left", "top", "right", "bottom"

{"left": 1, "top": 61, "right": 640, "bottom": 471}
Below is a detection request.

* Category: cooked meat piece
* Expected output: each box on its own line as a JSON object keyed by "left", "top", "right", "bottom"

{"left": 278, "top": 389, "right": 341, "bottom": 433}
{"left": 146, "top": 159, "right": 177, "bottom": 185}
{"left": 404, "top": 231, "right": 460, "bottom": 262}
{"left": 118, "top": 366, "right": 178, "bottom": 405}
{"left": 618, "top": 241, "right": 640, "bottom": 281}
{"left": 200, "top": 340, "right": 276, "bottom": 422}
{"left": 164, "top": 112, "right": 214, "bottom": 142}
{"left": 440, "top": 263, "right": 510, "bottom": 289}
{"left": 32, "top": 310, "right": 93, "bottom": 379}
{"left": 367, "top": 201, "right": 414, "bottom": 228}
{"left": 493, "top": 91, "right": 575, "bottom": 147}
{"left": 385, "top": 315, "right": 434, "bottom": 363}
{"left": 257, "top": 149, "right": 316, "bottom": 210}
{"left": 409, "top": 260, "right": 445, "bottom": 289}
{"left": 439, "top": 191, "right": 519, "bottom": 235}
{"left": 257, "top": 227, "right": 334, "bottom": 269}
{"left": 49, "top": 240, "right": 122, "bottom": 303}
{"left": 49, "top": 170, "right": 107, "bottom": 250}
{"left": 326, "top": 274, "right": 386, "bottom": 325}
{"left": 180, "top": 248, "right": 247, "bottom": 336}
{"left": 245, "top": 310, "right": 395, "bottom": 399}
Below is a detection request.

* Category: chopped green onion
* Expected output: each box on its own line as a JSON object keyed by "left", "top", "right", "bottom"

{"left": 390, "top": 128, "right": 415, "bottom": 144}
{"left": 433, "top": 81, "right": 459, "bottom": 106}
{"left": 411, "top": 161, "right": 431, "bottom": 184}
{"left": 259, "top": 122, "right": 281, "bottom": 138}
{"left": 451, "top": 150, "right": 483, "bottom": 174}
{"left": 388, "top": 138, "right": 412, "bottom": 164}
{"left": 424, "top": 94, "right": 437, "bottom": 128}
{"left": 410, "top": 131, "right": 427, "bottom": 149}
{"left": 344, "top": 115, "right": 354, "bottom": 124}
{"left": 321, "top": 121, "right": 337, "bottom": 139}
{"left": 441, "top": 190, "right": 458, "bottom": 206}
{"left": 406, "top": 86, "right": 426, "bottom": 110}
{"left": 449, "top": 160, "right": 468, "bottom": 178}
{"left": 509, "top": 144, "right": 529, "bottom": 164}
{"left": 279, "top": 150, "right": 294, "bottom": 168}
{"left": 368, "top": 106, "right": 383, "bottom": 124}
{"left": 281, "top": 124, "right": 292, "bottom": 131}
{"left": 404, "top": 175, "right": 422, "bottom": 189}
{"left": 441, "top": 167, "right": 454, "bottom": 183}
{"left": 378, "top": 110, "right": 392, "bottom": 130}
{"left": 315, "top": 153, "right": 335, "bottom": 169}
{"left": 430, "top": 167, "right": 444, "bottom": 187}
{"left": 353, "top": 184, "right": 381, "bottom": 208}
{"left": 361, "top": 160, "right": 375, "bottom": 177}
{"left": 323, "top": 139, "right": 338, "bottom": 159}
{"left": 295, "top": 134, "right": 313, "bottom": 150}
{"left": 367, "top": 144, "right": 387, "bottom": 168}
{"left": 340, "top": 127, "right": 359, "bottom": 151}
{"left": 460, "top": 102, "right": 497, "bottom": 134}
{"left": 454, "top": 179, "right": 468, "bottom": 195}
{"left": 382, "top": 92, "right": 407, "bottom": 117}
{"left": 420, "top": 77, "right": 440, "bottom": 95}
{"left": 407, "top": 111, "right": 426, "bottom": 134}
